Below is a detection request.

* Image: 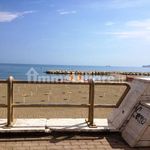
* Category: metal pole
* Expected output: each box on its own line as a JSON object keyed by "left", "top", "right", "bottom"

{"left": 87, "top": 79, "right": 96, "bottom": 127}
{"left": 7, "top": 76, "right": 14, "bottom": 127}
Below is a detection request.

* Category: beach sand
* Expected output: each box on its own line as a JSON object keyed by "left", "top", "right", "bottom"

{"left": 0, "top": 83, "right": 126, "bottom": 118}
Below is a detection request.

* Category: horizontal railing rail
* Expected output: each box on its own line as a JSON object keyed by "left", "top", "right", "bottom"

{"left": 0, "top": 76, "right": 130, "bottom": 127}
{"left": 0, "top": 103, "right": 126, "bottom": 108}
{"left": 13, "top": 103, "right": 90, "bottom": 108}
{"left": 0, "top": 80, "right": 7, "bottom": 83}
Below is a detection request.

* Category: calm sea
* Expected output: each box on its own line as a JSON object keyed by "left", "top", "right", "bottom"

{"left": 0, "top": 63, "right": 150, "bottom": 80}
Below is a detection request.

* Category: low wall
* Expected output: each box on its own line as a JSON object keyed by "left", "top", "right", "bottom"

{"left": 108, "top": 78, "right": 150, "bottom": 147}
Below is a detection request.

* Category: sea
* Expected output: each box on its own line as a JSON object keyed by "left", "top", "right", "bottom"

{"left": 0, "top": 63, "right": 150, "bottom": 81}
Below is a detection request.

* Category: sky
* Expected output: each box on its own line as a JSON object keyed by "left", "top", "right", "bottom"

{"left": 0, "top": 0, "right": 150, "bottom": 66}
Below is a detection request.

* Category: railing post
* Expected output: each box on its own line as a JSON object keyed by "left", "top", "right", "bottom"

{"left": 87, "top": 79, "right": 96, "bottom": 128}
{"left": 7, "top": 76, "right": 14, "bottom": 127}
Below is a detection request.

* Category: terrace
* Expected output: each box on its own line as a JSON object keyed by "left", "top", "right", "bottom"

{"left": 0, "top": 76, "right": 150, "bottom": 148}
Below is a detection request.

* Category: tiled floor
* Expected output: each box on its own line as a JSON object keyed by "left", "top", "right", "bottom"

{"left": 0, "top": 132, "right": 149, "bottom": 150}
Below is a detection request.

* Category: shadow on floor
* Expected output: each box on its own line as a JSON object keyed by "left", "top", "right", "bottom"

{"left": 0, "top": 132, "right": 149, "bottom": 150}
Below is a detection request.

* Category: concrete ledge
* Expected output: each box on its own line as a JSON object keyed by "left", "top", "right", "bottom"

{"left": 0, "top": 118, "right": 117, "bottom": 133}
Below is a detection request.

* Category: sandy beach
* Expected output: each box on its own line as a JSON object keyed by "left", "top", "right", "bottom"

{"left": 0, "top": 83, "right": 126, "bottom": 118}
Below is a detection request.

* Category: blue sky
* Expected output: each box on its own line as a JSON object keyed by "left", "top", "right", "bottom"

{"left": 0, "top": 0, "right": 150, "bottom": 66}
